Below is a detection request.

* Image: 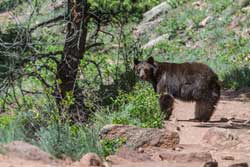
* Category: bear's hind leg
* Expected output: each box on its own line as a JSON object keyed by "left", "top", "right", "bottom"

{"left": 195, "top": 98, "right": 219, "bottom": 122}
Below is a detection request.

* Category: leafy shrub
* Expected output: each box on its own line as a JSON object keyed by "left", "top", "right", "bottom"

{"left": 110, "top": 83, "right": 164, "bottom": 128}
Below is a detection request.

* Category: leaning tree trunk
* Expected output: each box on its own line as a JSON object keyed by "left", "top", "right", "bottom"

{"left": 55, "top": 0, "right": 89, "bottom": 122}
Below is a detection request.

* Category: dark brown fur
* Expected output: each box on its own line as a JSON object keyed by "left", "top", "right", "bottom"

{"left": 134, "top": 57, "right": 220, "bottom": 122}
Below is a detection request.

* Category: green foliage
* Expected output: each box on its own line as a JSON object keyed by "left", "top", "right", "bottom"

{"left": 223, "top": 66, "right": 250, "bottom": 89}
{"left": 210, "top": 0, "right": 233, "bottom": 13}
{"left": 37, "top": 122, "right": 103, "bottom": 160}
{"left": 166, "top": 0, "right": 189, "bottom": 8}
{"left": 111, "top": 83, "right": 164, "bottom": 128}
{"left": 100, "top": 137, "right": 126, "bottom": 157}
{"left": 89, "top": 0, "right": 160, "bottom": 21}
{"left": 0, "top": 0, "right": 23, "bottom": 12}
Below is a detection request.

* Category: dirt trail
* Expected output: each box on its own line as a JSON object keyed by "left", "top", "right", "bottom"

{"left": 0, "top": 89, "right": 250, "bottom": 167}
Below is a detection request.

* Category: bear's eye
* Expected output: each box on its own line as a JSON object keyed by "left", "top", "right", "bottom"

{"left": 135, "top": 67, "right": 140, "bottom": 74}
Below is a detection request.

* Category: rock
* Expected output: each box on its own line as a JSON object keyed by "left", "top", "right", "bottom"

{"left": 4, "top": 141, "right": 54, "bottom": 164}
{"left": 203, "top": 161, "right": 218, "bottom": 167}
{"left": 229, "top": 16, "right": 240, "bottom": 29}
{"left": 176, "top": 126, "right": 181, "bottom": 131}
{"left": 138, "top": 148, "right": 144, "bottom": 153}
{"left": 100, "top": 124, "right": 179, "bottom": 150}
{"left": 192, "top": 1, "right": 207, "bottom": 9}
{"left": 106, "top": 155, "right": 131, "bottom": 165}
{"left": 158, "top": 151, "right": 213, "bottom": 163}
{"left": 150, "top": 152, "right": 164, "bottom": 161}
{"left": 199, "top": 16, "right": 213, "bottom": 27}
{"left": 115, "top": 146, "right": 152, "bottom": 163}
{"left": 222, "top": 155, "right": 235, "bottom": 160}
{"left": 141, "top": 34, "right": 169, "bottom": 49}
{"left": 238, "top": 0, "right": 250, "bottom": 7}
{"left": 228, "top": 163, "right": 249, "bottom": 167}
{"left": 79, "top": 153, "right": 103, "bottom": 166}
{"left": 172, "top": 145, "right": 184, "bottom": 152}
{"left": 48, "top": 0, "right": 64, "bottom": 11}
{"left": 142, "top": 2, "right": 172, "bottom": 23}
{"left": 133, "top": 2, "right": 172, "bottom": 39}
{"left": 220, "top": 118, "right": 230, "bottom": 122}
{"left": 133, "top": 18, "right": 163, "bottom": 38}
{"left": 242, "top": 6, "right": 250, "bottom": 13}
{"left": 202, "top": 128, "right": 240, "bottom": 149}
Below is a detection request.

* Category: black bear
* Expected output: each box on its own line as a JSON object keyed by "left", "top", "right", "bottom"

{"left": 134, "top": 57, "right": 220, "bottom": 122}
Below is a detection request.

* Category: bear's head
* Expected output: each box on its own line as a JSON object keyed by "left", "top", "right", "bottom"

{"left": 133, "top": 56, "right": 157, "bottom": 81}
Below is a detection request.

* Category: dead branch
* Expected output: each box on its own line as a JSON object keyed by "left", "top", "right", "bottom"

{"left": 85, "top": 42, "right": 104, "bottom": 51}
{"left": 29, "top": 15, "right": 65, "bottom": 33}
{"left": 22, "top": 50, "right": 63, "bottom": 65}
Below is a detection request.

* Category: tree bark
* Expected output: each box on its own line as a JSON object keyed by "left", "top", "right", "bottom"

{"left": 55, "top": 0, "right": 89, "bottom": 122}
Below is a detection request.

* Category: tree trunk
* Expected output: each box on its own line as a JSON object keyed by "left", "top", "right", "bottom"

{"left": 54, "top": 0, "right": 89, "bottom": 122}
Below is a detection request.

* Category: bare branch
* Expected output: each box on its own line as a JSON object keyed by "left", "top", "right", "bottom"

{"left": 21, "top": 89, "right": 43, "bottom": 95}
{"left": 29, "top": 15, "right": 65, "bottom": 33}
{"left": 31, "top": 73, "right": 52, "bottom": 88}
{"left": 99, "top": 29, "right": 114, "bottom": 41}
{"left": 23, "top": 50, "right": 63, "bottom": 65}
{"left": 85, "top": 42, "right": 104, "bottom": 51}
{"left": 86, "top": 60, "right": 103, "bottom": 85}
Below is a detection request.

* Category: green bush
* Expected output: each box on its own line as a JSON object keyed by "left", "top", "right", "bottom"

{"left": 110, "top": 83, "right": 164, "bottom": 128}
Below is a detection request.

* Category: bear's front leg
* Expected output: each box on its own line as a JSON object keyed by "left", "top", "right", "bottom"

{"left": 159, "top": 93, "right": 174, "bottom": 120}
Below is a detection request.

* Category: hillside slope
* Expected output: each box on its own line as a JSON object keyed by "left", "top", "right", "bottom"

{"left": 135, "top": 0, "right": 250, "bottom": 89}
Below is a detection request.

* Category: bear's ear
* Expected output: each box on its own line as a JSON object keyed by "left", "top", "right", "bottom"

{"left": 134, "top": 58, "right": 140, "bottom": 65}
{"left": 147, "top": 56, "right": 154, "bottom": 64}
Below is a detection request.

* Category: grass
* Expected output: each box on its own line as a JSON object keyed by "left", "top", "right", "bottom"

{"left": 36, "top": 122, "right": 103, "bottom": 160}
{"left": 0, "top": 113, "right": 27, "bottom": 144}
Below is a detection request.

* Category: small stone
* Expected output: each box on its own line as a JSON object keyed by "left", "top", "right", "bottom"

{"left": 138, "top": 148, "right": 144, "bottom": 153}
{"left": 228, "top": 163, "right": 249, "bottom": 167}
{"left": 199, "top": 16, "right": 213, "bottom": 27}
{"left": 173, "top": 146, "right": 183, "bottom": 151}
{"left": 220, "top": 118, "right": 229, "bottom": 122}
{"left": 203, "top": 161, "right": 218, "bottom": 167}
{"left": 222, "top": 155, "right": 235, "bottom": 160}
{"left": 151, "top": 153, "right": 163, "bottom": 161}
{"left": 80, "top": 153, "right": 102, "bottom": 166}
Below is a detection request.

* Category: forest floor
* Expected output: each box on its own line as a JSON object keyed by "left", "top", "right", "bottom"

{"left": 1, "top": 88, "right": 250, "bottom": 167}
